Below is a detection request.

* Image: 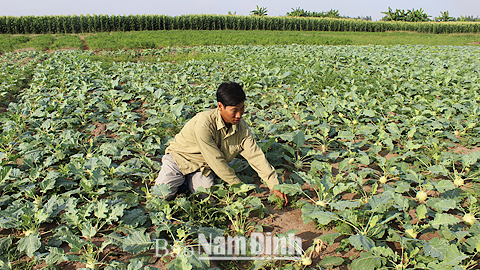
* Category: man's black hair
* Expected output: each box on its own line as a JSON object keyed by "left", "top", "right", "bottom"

{"left": 216, "top": 82, "right": 246, "bottom": 106}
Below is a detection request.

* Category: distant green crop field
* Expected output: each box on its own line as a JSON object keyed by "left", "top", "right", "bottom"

{"left": 1, "top": 30, "right": 480, "bottom": 53}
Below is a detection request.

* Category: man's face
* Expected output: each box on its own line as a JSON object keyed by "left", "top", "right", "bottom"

{"left": 218, "top": 101, "right": 245, "bottom": 125}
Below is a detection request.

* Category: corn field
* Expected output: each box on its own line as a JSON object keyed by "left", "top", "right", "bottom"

{"left": 0, "top": 14, "right": 479, "bottom": 34}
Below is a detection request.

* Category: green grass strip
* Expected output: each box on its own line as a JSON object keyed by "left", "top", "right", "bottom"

{"left": 1, "top": 30, "right": 479, "bottom": 53}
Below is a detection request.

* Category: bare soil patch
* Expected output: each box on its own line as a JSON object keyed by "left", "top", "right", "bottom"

{"left": 450, "top": 144, "right": 480, "bottom": 155}
{"left": 79, "top": 35, "right": 91, "bottom": 50}
{"left": 91, "top": 122, "right": 107, "bottom": 137}
{"left": 12, "top": 48, "right": 36, "bottom": 53}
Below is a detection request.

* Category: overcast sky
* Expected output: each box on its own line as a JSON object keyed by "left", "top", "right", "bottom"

{"left": 1, "top": 0, "right": 479, "bottom": 21}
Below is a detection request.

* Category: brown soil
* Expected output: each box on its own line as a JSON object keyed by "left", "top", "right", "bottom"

{"left": 79, "top": 35, "right": 91, "bottom": 50}
{"left": 91, "top": 122, "right": 119, "bottom": 138}
{"left": 91, "top": 122, "right": 107, "bottom": 137}
{"left": 12, "top": 48, "right": 36, "bottom": 53}
{"left": 450, "top": 144, "right": 480, "bottom": 154}
{"left": 131, "top": 100, "right": 148, "bottom": 125}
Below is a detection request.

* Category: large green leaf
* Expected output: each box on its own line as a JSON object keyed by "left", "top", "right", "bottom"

{"left": 434, "top": 180, "right": 456, "bottom": 193}
{"left": 64, "top": 234, "right": 86, "bottom": 253}
{"left": 386, "top": 123, "right": 401, "bottom": 136}
{"left": 462, "top": 151, "right": 480, "bottom": 167}
{"left": 167, "top": 248, "right": 209, "bottom": 270}
{"left": 358, "top": 155, "right": 370, "bottom": 165}
{"left": 166, "top": 256, "right": 193, "bottom": 270}
{"left": 350, "top": 252, "right": 384, "bottom": 270}
{"left": 443, "top": 244, "right": 468, "bottom": 266}
{"left": 363, "top": 109, "right": 375, "bottom": 117}
{"left": 294, "top": 171, "right": 320, "bottom": 189}
{"left": 349, "top": 235, "right": 375, "bottom": 251}
{"left": 337, "top": 130, "right": 354, "bottom": 141}
{"left": 293, "top": 130, "right": 305, "bottom": 148}
{"left": 114, "top": 228, "right": 152, "bottom": 255}
{"left": 230, "top": 183, "right": 257, "bottom": 195}
{"left": 272, "top": 183, "right": 303, "bottom": 196}
{"left": 0, "top": 258, "right": 12, "bottom": 270}
{"left": 0, "top": 167, "right": 11, "bottom": 184}
{"left": 319, "top": 256, "right": 344, "bottom": 267}
{"left": 94, "top": 200, "right": 108, "bottom": 219}
{"left": 127, "top": 260, "right": 143, "bottom": 270}
{"left": 106, "top": 203, "right": 127, "bottom": 224}
{"left": 44, "top": 247, "right": 65, "bottom": 266}
{"left": 308, "top": 210, "right": 338, "bottom": 225}
{"left": 17, "top": 232, "right": 41, "bottom": 258}
{"left": 151, "top": 183, "right": 172, "bottom": 198}
{"left": 172, "top": 102, "right": 184, "bottom": 118}
{"left": 196, "top": 226, "right": 225, "bottom": 240}
{"left": 465, "top": 234, "right": 480, "bottom": 253}
{"left": 121, "top": 208, "right": 147, "bottom": 227}
{"left": 371, "top": 246, "right": 394, "bottom": 257}
{"left": 80, "top": 220, "right": 97, "bottom": 239}
{"left": 431, "top": 199, "right": 457, "bottom": 212}
{"left": 368, "top": 193, "right": 393, "bottom": 213}
{"left": 259, "top": 137, "right": 276, "bottom": 152}
{"left": 405, "top": 140, "right": 422, "bottom": 150}
{"left": 428, "top": 165, "right": 449, "bottom": 176}
{"left": 330, "top": 200, "right": 361, "bottom": 211}
{"left": 40, "top": 171, "right": 59, "bottom": 193}
{"left": 430, "top": 213, "right": 461, "bottom": 229}
{"left": 318, "top": 233, "right": 342, "bottom": 245}
{"left": 424, "top": 237, "right": 449, "bottom": 260}
{"left": 332, "top": 182, "right": 355, "bottom": 196}
{"left": 416, "top": 204, "right": 427, "bottom": 220}
{"left": 98, "top": 156, "right": 113, "bottom": 168}
{"left": 300, "top": 203, "right": 316, "bottom": 224}
{"left": 0, "top": 236, "right": 12, "bottom": 255}
{"left": 99, "top": 143, "right": 120, "bottom": 156}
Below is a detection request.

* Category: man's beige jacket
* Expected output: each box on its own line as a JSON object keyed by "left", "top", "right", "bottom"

{"left": 166, "top": 108, "right": 279, "bottom": 189}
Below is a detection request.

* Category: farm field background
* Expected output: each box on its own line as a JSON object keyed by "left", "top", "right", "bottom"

{"left": 1, "top": 38, "right": 480, "bottom": 269}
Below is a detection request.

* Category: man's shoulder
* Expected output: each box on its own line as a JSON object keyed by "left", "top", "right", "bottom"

{"left": 237, "top": 119, "right": 251, "bottom": 136}
{"left": 195, "top": 109, "right": 217, "bottom": 122}
{"left": 237, "top": 119, "right": 249, "bottom": 129}
{"left": 190, "top": 109, "right": 219, "bottom": 130}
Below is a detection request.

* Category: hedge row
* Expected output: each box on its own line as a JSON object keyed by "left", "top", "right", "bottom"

{"left": 1, "top": 14, "right": 479, "bottom": 34}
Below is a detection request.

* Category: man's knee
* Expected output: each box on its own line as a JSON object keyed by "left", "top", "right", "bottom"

{"left": 155, "top": 154, "right": 185, "bottom": 198}
{"left": 188, "top": 172, "right": 215, "bottom": 193}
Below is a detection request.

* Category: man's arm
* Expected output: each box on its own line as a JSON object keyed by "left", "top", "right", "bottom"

{"left": 239, "top": 128, "right": 279, "bottom": 190}
{"left": 194, "top": 122, "right": 242, "bottom": 186}
{"left": 240, "top": 129, "right": 288, "bottom": 204}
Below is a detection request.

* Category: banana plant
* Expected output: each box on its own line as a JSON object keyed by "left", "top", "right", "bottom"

{"left": 250, "top": 5, "right": 268, "bottom": 16}
{"left": 436, "top": 11, "right": 454, "bottom": 22}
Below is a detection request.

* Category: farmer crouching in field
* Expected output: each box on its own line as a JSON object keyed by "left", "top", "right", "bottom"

{"left": 155, "top": 82, "right": 287, "bottom": 203}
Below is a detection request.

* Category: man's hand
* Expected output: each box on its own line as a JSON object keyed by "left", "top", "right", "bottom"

{"left": 273, "top": 189, "right": 289, "bottom": 206}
